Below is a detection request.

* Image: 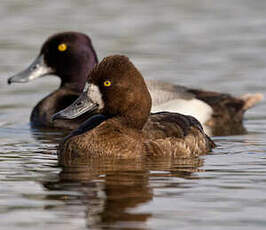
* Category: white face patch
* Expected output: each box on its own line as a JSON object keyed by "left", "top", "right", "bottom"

{"left": 84, "top": 82, "right": 104, "bottom": 110}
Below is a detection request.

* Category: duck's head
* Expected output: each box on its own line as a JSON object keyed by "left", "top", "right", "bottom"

{"left": 52, "top": 55, "right": 152, "bottom": 129}
{"left": 8, "top": 32, "right": 98, "bottom": 91}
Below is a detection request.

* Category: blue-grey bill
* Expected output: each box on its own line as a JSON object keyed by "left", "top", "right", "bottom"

{"left": 51, "top": 91, "right": 98, "bottom": 121}
{"left": 7, "top": 55, "right": 53, "bottom": 84}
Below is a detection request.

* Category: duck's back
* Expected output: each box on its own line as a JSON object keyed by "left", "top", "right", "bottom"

{"left": 143, "top": 112, "right": 215, "bottom": 158}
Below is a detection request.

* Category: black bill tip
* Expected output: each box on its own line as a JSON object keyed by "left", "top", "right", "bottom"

{"left": 7, "top": 78, "right": 12, "bottom": 85}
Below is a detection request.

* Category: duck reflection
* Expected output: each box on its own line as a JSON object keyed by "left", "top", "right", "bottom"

{"left": 30, "top": 126, "right": 68, "bottom": 145}
{"left": 42, "top": 157, "right": 203, "bottom": 229}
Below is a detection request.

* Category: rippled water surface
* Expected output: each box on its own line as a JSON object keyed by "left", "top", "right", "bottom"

{"left": 1, "top": 0, "right": 266, "bottom": 229}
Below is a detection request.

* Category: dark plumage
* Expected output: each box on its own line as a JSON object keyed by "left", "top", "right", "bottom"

{"left": 54, "top": 55, "right": 215, "bottom": 165}
{"left": 187, "top": 89, "right": 262, "bottom": 135}
{"left": 8, "top": 32, "right": 98, "bottom": 129}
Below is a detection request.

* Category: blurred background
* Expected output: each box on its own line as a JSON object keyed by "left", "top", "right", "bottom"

{"left": 1, "top": 0, "right": 266, "bottom": 126}
{"left": 1, "top": 1, "right": 266, "bottom": 230}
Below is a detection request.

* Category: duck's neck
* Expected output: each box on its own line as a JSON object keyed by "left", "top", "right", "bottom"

{"left": 105, "top": 84, "right": 152, "bottom": 130}
{"left": 60, "top": 57, "right": 98, "bottom": 92}
{"left": 60, "top": 77, "right": 86, "bottom": 93}
{"left": 111, "top": 104, "right": 151, "bottom": 131}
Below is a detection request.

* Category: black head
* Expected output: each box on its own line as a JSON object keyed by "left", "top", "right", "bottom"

{"left": 8, "top": 31, "right": 98, "bottom": 92}
{"left": 53, "top": 55, "right": 152, "bottom": 130}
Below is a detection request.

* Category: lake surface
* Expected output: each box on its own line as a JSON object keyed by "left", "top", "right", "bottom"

{"left": 0, "top": 0, "right": 266, "bottom": 229}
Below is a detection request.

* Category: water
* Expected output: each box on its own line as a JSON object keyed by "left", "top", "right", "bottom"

{"left": 0, "top": 0, "right": 266, "bottom": 229}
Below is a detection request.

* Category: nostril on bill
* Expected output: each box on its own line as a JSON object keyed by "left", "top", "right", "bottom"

{"left": 31, "top": 64, "right": 39, "bottom": 71}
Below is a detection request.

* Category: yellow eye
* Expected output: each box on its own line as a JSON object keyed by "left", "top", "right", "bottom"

{"left": 58, "top": 43, "right": 67, "bottom": 52}
{"left": 104, "top": 80, "right": 111, "bottom": 87}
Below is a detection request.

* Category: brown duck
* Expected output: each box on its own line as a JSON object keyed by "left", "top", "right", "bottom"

{"left": 52, "top": 55, "right": 215, "bottom": 165}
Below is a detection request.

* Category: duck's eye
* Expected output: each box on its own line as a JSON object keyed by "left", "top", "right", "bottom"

{"left": 58, "top": 43, "right": 67, "bottom": 52}
{"left": 103, "top": 80, "right": 111, "bottom": 87}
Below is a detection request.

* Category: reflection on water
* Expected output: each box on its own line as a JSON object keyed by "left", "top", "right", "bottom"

{"left": 43, "top": 158, "right": 202, "bottom": 229}
{"left": 1, "top": 0, "right": 266, "bottom": 229}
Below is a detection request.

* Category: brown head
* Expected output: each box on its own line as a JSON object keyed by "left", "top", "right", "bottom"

{"left": 52, "top": 55, "right": 152, "bottom": 130}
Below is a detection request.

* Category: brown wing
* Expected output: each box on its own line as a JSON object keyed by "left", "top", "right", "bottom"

{"left": 143, "top": 112, "right": 205, "bottom": 139}
{"left": 144, "top": 126, "right": 214, "bottom": 158}
{"left": 143, "top": 112, "right": 215, "bottom": 158}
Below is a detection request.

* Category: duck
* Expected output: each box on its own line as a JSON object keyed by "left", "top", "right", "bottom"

{"left": 7, "top": 32, "right": 263, "bottom": 135}
{"left": 8, "top": 32, "right": 98, "bottom": 130}
{"left": 52, "top": 55, "right": 215, "bottom": 164}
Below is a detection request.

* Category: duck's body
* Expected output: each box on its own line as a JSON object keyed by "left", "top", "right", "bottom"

{"left": 147, "top": 81, "right": 263, "bottom": 136}
{"left": 53, "top": 55, "right": 214, "bottom": 165}
{"left": 59, "top": 118, "right": 145, "bottom": 162}
{"left": 59, "top": 112, "right": 214, "bottom": 165}
{"left": 8, "top": 32, "right": 262, "bottom": 135}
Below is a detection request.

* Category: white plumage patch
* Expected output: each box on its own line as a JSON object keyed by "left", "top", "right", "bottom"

{"left": 85, "top": 83, "right": 105, "bottom": 110}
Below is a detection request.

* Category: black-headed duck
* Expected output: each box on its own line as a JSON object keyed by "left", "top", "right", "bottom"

{"left": 52, "top": 55, "right": 215, "bottom": 164}
{"left": 8, "top": 32, "right": 263, "bottom": 135}
{"left": 8, "top": 32, "right": 98, "bottom": 130}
